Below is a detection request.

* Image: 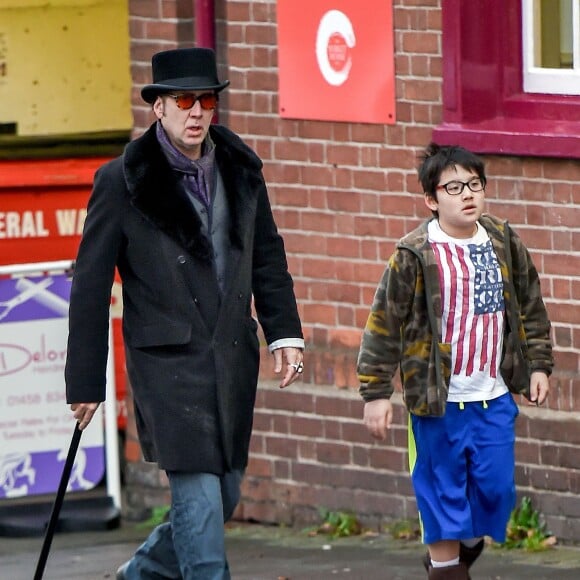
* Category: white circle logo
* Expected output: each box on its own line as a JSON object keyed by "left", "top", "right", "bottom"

{"left": 315, "top": 10, "right": 356, "bottom": 87}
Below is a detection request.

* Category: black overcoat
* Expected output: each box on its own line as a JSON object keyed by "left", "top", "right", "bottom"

{"left": 65, "top": 123, "right": 303, "bottom": 473}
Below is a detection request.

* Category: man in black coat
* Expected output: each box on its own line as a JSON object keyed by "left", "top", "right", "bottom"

{"left": 65, "top": 47, "right": 304, "bottom": 579}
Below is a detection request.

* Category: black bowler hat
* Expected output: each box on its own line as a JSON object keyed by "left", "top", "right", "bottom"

{"left": 141, "top": 47, "right": 230, "bottom": 103}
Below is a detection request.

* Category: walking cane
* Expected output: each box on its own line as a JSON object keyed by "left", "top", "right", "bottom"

{"left": 33, "top": 422, "right": 82, "bottom": 580}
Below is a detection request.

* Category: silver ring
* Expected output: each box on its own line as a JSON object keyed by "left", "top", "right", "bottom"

{"left": 290, "top": 362, "right": 304, "bottom": 373}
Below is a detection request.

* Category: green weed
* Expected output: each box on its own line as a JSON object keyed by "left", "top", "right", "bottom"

{"left": 388, "top": 518, "right": 421, "bottom": 541}
{"left": 136, "top": 505, "right": 171, "bottom": 530}
{"left": 498, "top": 496, "right": 556, "bottom": 552}
{"left": 312, "top": 508, "right": 363, "bottom": 538}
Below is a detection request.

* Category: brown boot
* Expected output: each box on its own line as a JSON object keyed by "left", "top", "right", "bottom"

{"left": 427, "top": 562, "right": 470, "bottom": 579}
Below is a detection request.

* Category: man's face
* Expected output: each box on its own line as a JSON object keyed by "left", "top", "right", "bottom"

{"left": 153, "top": 91, "right": 217, "bottom": 160}
{"left": 424, "top": 164, "right": 486, "bottom": 238}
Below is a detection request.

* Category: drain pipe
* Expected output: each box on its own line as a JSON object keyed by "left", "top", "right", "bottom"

{"left": 195, "top": 0, "right": 222, "bottom": 122}
{"left": 195, "top": 0, "right": 215, "bottom": 49}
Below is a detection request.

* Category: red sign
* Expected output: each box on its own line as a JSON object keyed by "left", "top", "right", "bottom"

{"left": 0, "top": 158, "right": 127, "bottom": 430}
{"left": 278, "top": 0, "right": 395, "bottom": 124}
{"left": 0, "top": 158, "right": 105, "bottom": 265}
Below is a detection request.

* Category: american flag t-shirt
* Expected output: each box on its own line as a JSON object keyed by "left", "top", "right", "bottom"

{"left": 428, "top": 221, "right": 509, "bottom": 401}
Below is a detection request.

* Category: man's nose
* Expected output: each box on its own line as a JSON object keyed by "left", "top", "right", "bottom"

{"left": 188, "top": 100, "right": 203, "bottom": 116}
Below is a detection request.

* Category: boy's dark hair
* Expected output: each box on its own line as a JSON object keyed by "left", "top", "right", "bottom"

{"left": 418, "top": 142, "right": 487, "bottom": 199}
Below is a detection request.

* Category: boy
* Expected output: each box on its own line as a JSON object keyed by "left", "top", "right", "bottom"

{"left": 357, "top": 143, "right": 553, "bottom": 580}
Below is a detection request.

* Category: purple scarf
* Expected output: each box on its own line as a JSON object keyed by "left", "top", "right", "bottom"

{"left": 156, "top": 121, "right": 216, "bottom": 208}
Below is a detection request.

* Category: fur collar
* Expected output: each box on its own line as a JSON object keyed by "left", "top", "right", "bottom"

{"left": 123, "top": 123, "right": 263, "bottom": 262}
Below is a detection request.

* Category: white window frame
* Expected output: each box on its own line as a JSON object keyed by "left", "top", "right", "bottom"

{"left": 523, "top": 0, "right": 580, "bottom": 95}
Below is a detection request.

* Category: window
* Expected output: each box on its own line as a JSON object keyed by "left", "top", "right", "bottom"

{"left": 523, "top": 0, "right": 580, "bottom": 94}
{"left": 432, "top": 0, "right": 580, "bottom": 159}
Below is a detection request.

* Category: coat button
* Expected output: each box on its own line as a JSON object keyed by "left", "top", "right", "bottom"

{"left": 238, "top": 292, "right": 243, "bottom": 299}
{"left": 233, "top": 340, "right": 238, "bottom": 346}
{"left": 177, "top": 255, "right": 186, "bottom": 264}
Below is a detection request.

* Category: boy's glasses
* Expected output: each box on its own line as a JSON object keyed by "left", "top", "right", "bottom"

{"left": 437, "top": 177, "right": 485, "bottom": 196}
{"left": 167, "top": 92, "right": 218, "bottom": 110}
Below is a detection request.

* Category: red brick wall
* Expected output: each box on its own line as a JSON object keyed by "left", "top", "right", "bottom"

{"left": 123, "top": 0, "right": 580, "bottom": 542}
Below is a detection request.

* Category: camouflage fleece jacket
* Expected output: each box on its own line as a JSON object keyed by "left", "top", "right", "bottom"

{"left": 357, "top": 214, "right": 553, "bottom": 416}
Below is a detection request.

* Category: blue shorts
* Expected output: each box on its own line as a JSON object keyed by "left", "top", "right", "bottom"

{"left": 409, "top": 392, "right": 519, "bottom": 544}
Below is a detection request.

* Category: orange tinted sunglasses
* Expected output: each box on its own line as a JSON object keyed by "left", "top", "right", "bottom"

{"left": 167, "top": 92, "right": 218, "bottom": 110}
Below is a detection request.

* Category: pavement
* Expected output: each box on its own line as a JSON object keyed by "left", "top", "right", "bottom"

{"left": 2, "top": 519, "right": 580, "bottom": 580}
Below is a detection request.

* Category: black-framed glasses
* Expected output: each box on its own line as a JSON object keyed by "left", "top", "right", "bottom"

{"left": 166, "top": 92, "right": 218, "bottom": 110}
{"left": 436, "top": 177, "right": 485, "bottom": 196}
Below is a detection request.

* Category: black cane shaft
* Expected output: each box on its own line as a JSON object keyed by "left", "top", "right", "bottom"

{"left": 33, "top": 422, "right": 82, "bottom": 580}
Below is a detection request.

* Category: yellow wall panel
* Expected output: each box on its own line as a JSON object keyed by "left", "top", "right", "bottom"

{"left": 0, "top": 0, "right": 132, "bottom": 136}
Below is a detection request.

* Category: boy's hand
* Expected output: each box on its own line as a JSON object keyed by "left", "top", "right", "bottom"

{"left": 363, "top": 399, "right": 393, "bottom": 441}
{"left": 529, "top": 371, "right": 550, "bottom": 406}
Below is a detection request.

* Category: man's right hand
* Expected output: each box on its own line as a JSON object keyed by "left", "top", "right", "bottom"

{"left": 363, "top": 399, "right": 393, "bottom": 441}
{"left": 70, "top": 402, "right": 100, "bottom": 430}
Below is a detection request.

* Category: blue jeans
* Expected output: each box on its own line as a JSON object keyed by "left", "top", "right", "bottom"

{"left": 122, "top": 470, "right": 243, "bottom": 579}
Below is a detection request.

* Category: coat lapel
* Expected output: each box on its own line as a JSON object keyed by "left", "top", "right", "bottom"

{"left": 211, "top": 124, "right": 263, "bottom": 254}
{"left": 123, "top": 124, "right": 213, "bottom": 262}
{"left": 122, "top": 123, "right": 262, "bottom": 267}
